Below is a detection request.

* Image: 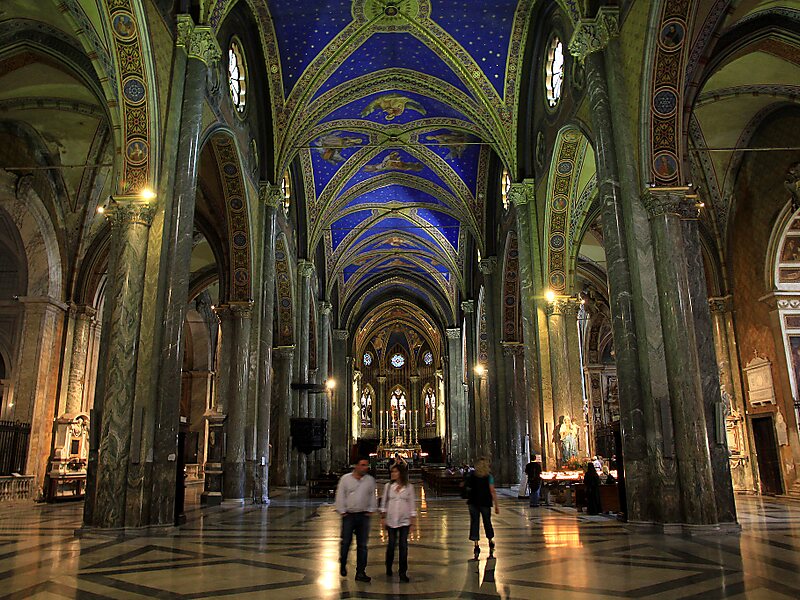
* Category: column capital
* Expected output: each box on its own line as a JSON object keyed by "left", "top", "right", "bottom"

{"left": 212, "top": 304, "right": 232, "bottom": 321}
{"left": 479, "top": 257, "right": 498, "bottom": 275}
{"left": 273, "top": 345, "right": 295, "bottom": 359}
{"left": 568, "top": 7, "right": 619, "bottom": 63}
{"left": 332, "top": 329, "right": 349, "bottom": 340}
{"left": 175, "top": 14, "right": 194, "bottom": 49}
{"left": 461, "top": 299, "right": 475, "bottom": 314}
{"left": 435, "top": 369, "right": 444, "bottom": 379}
{"left": 319, "top": 301, "right": 333, "bottom": 316}
{"left": 187, "top": 25, "right": 222, "bottom": 65}
{"left": 409, "top": 375, "right": 420, "bottom": 383}
{"left": 641, "top": 187, "right": 700, "bottom": 220}
{"left": 229, "top": 301, "right": 254, "bottom": 319}
{"left": 708, "top": 295, "right": 734, "bottom": 314}
{"left": 376, "top": 375, "right": 387, "bottom": 384}
{"left": 16, "top": 295, "right": 69, "bottom": 312}
{"left": 259, "top": 181, "right": 283, "bottom": 208}
{"left": 107, "top": 197, "right": 155, "bottom": 227}
{"left": 298, "top": 259, "right": 315, "bottom": 279}
{"left": 508, "top": 180, "right": 535, "bottom": 208}
{"left": 501, "top": 341, "right": 524, "bottom": 356}
{"left": 445, "top": 327, "right": 461, "bottom": 340}
{"left": 74, "top": 304, "right": 97, "bottom": 322}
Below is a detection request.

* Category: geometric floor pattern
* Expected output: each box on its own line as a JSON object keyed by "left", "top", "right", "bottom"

{"left": 1, "top": 487, "right": 800, "bottom": 599}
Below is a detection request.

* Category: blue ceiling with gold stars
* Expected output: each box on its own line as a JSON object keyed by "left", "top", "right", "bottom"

{"left": 263, "top": 0, "right": 533, "bottom": 321}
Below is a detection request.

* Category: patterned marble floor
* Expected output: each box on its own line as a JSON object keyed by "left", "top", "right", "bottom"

{"left": 0, "top": 486, "right": 799, "bottom": 599}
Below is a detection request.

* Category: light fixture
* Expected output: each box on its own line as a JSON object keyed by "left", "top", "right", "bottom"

{"left": 544, "top": 289, "right": 556, "bottom": 303}
{"left": 474, "top": 364, "right": 486, "bottom": 377}
{"left": 96, "top": 205, "right": 105, "bottom": 214}
{"left": 326, "top": 378, "right": 336, "bottom": 390}
{"left": 140, "top": 188, "right": 156, "bottom": 201}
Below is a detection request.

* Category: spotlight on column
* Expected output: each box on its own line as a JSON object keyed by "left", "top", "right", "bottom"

{"left": 474, "top": 364, "right": 486, "bottom": 377}
{"left": 326, "top": 378, "right": 336, "bottom": 390}
{"left": 544, "top": 289, "right": 556, "bottom": 303}
{"left": 140, "top": 187, "right": 156, "bottom": 201}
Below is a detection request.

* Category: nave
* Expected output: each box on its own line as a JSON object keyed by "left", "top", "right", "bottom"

{"left": 1, "top": 490, "right": 799, "bottom": 599}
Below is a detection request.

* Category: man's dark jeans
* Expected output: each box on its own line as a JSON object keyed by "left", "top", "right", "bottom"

{"left": 385, "top": 525, "right": 409, "bottom": 574}
{"left": 341, "top": 512, "right": 370, "bottom": 574}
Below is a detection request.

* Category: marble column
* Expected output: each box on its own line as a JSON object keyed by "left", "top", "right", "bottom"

{"left": 709, "top": 296, "right": 754, "bottom": 492}
{"left": 461, "top": 300, "right": 477, "bottom": 459}
{"left": 270, "top": 346, "right": 294, "bottom": 486}
{"left": 318, "top": 301, "right": 332, "bottom": 472}
{"left": 377, "top": 375, "right": 387, "bottom": 438}
{"left": 502, "top": 342, "right": 527, "bottom": 482}
{"left": 509, "top": 182, "right": 544, "bottom": 462}
{"left": 409, "top": 376, "right": 420, "bottom": 443}
{"left": 65, "top": 306, "right": 97, "bottom": 414}
{"left": 93, "top": 198, "right": 155, "bottom": 528}
{"left": 481, "top": 257, "right": 509, "bottom": 480}
{"left": 446, "top": 328, "right": 468, "bottom": 464}
{"left": 570, "top": 11, "right": 653, "bottom": 522}
{"left": 331, "top": 330, "right": 350, "bottom": 469}
{"left": 222, "top": 302, "right": 253, "bottom": 503}
{"left": 291, "top": 260, "right": 313, "bottom": 485}
{"left": 148, "top": 23, "right": 221, "bottom": 525}
{"left": 255, "top": 183, "right": 280, "bottom": 502}
{"left": 435, "top": 369, "right": 447, "bottom": 444}
{"left": 643, "top": 188, "right": 718, "bottom": 526}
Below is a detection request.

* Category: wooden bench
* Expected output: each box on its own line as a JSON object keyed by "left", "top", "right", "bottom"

{"left": 307, "top": 475, "right": 340, "bottom": 498}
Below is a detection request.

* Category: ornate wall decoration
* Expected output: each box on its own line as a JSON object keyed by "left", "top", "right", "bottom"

{"left": 502, "top": 231, "right": 521, "bottom": 343}
{"left": 275, "top": 234, "right": 294, "bottom": 345}
{"left": 211, "top": 135, "right": 253, "bottom": 302}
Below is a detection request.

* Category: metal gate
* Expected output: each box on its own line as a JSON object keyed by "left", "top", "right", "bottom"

{"left": 0, "top": 421, "right": 31, "bottom": 475}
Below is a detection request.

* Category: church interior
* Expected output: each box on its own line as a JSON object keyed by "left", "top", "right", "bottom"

{"left": 2, "top": 0, "right": 800, "bottom": 597}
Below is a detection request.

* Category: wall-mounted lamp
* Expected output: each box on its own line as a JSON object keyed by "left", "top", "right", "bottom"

{"left": 544, "top": 289, "right": 556, "bottom": 303}
{"left": 326, "top": 378, "right": 336, "bottom": 390}
{"left": 474, "top": 364, "right": 486, "bottom": 377}
{"left": 140, "top": 187, "right": 156, "bottom": 201}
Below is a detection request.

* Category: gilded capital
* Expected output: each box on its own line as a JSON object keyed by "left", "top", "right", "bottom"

{"left": 274, "top": 345, "right": 295, "bottom": 360}
{"left": 445, "top": 328, "right": 461, "bottom": 340}
{"left": 461, "top": 299, "right": 475, "bottom": 314}
{"left": 188, "top": 26, "right": 222, "bottom": 65}
{"left": 175, "top": 14, "right": 194, "bottom": 49}
{"left": 298, "top": 260, "right": 315, "bottom": 278}
{"left": 568, "top": 7, "right": 619, "bottom": 63}
{"left": 259, "top": 182, "right": 283, "bottom": 208}
{"left": 501, "top": 341, "right": 524, "bottom": 357}
{"left": 229, "top": 301, "right": 254, "bottom": 319}
{"left": 319, "top": 301, "right": 333, "bottom": 316}
{"left": 479, "top": 257, "right": 498, "bottom": 275}
{"left": 508, "top": 180, "right": 535, "bottom": 207}
{"left": 107, "top": 197, "right": 155, "bottom": 228}
{"left": 708, "top": 295, "right": 733, "bottom": 314}
{"left": 546, "top": 297, "right": 581, "bottom": 317}
{"left": 641, "top": 187, "right": 699, "bottom": 220}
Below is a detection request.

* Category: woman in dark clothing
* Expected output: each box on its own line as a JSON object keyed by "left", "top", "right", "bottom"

{"left": 583, "top": 463, "right": 602, "bottom": 515}
{"left": 466, "top": 458, "right": 499, "bottom": 559}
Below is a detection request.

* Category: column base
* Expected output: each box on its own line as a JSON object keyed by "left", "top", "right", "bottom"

{"left": 221, "top": 498, "right": 245, "bottom": 507}
{"left": 200, "top": 491, "right": 223, "bottom": 507}
{"left": 75, "top": 523, "right": 180, "bottom": 538}
{"left": 625, "top": 520, "right": 742, "bottom": 536}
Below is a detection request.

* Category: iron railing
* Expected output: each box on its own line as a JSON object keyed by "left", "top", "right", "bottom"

{"left": 0, "top": 421, "right": 31, "bottom": 476}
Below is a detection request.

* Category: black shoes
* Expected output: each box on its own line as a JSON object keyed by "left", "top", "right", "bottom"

{"left": 386, "top": 567, "right": 393, "bottom": 577}
{"left": 355, "top": 572, "right": 371, "bottom": 582}
{"left": 488, "top": 540, "right": 495, "bottom": 557}
{"left": 473, "top": 545, "right": 480, "bottom": 560}
{"left": 340, "top": 564, "right": 347, "bottom": 577}
{"left": 399, "top": 573, "right": 410, "bottom": 583}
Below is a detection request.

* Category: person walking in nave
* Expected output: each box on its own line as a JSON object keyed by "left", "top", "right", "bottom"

{"left": 465, "top": 457, "right": 499, "bottom": 560}
{"left": 335, "top": 457, "right": 377, "bottom": 582}
{"left": 525, "top": 455, "right": 543, "bottom": 507}
{"left": 380, "top": 462, "right": 416, "bottom": 583}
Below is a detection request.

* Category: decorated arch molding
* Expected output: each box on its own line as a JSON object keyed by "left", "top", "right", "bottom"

{"left": 101, "top": 0, "right": 158, "bottom": 193}
{"left": 275, "top": 233, "right": 295, "bottom": 345}
{"left": 210, "top": 134, "right": 253, "bottom": 302}
{"left": 501, "top": 230, "right": 521, "bottom": 343}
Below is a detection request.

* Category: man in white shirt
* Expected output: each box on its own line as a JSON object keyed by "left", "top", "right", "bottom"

{"left": 334, "top": 456, "right": 377, "bottom": 582}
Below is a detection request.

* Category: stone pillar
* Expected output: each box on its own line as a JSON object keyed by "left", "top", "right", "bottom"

{"left": 461, "top": 300, "right": 477, "bottom": 459}
{"left": 331, "top": 330, "right": 350, "bottom": 469}
{"left": 318, "top": 301, "right": 332, "bottom": 472}
{"left": 445, "top": 328, "right": 467, "bottom": 464}
{"left": 435, "top": 368, "right": 447, "bottom": 444}
{"left": 508, "top": 182, "right": 544, "bottom": 462}
{"left": 290, "top": 260, "right": 313, "bottom": 485}
{"left": 255, "top": 183, "right": 280, "bottom": 502}
{"left": 570, "top": 10, "right": 654, "bottom": 522}
{"left": 270, "top": 346, "right": 294, "bottom": 486}
{"left": 377, "top": 374, "right": 387, "bottom": 438}
{"left": 642, "top": 188, "right": 718, "bottom": 526}
{"left": 222, "top": 302, "right": 253, "bottom": 504}
{"left": 93, "top": 198, "right": 155, "bottom": 528}
{"left": 709, "top": 296, "right": 754, "bottom": 492}
{"left": 502, "top": 342, "right": 527, "bottom": 483}
{"left": 409, "top": 375, "right": 420, "bottom": 444}
{"left": 65, "top": 306, "right": 97, "bottom": 414}
{"left": 148, "top": 22, "right": 221, "bottom": 525}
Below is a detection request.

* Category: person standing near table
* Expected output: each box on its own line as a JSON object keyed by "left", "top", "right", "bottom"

{"left": 380, "top": 462, "right": 416, "bottom": 582}
{"left": 525, "top": 456, "right": 543, "bottom": 507}
{"left": 335, "top": 456, "right": 377, "bottom": 582}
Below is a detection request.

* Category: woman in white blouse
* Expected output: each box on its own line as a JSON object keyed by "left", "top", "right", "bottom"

{"left": 380, "top": 462, "right": 417, "bottom": 582}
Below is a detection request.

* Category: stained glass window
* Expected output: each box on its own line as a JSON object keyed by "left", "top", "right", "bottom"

{"left": 281, "top": 170, "right": 291, "bottom": 214}
{"left": 545, "top": 36, "right": 564, "bottom": 108}
{"left": 424, "top": 387, "right": 436, "bottom": 425}
{"left": 360, "top": 388, "right": 373, "bottom": 427}
{"left": 501, "top": 168, "right": 512, "bottom": 210}
{"left": 363, "top": 352, "right": 373, "bottom": 366}
{"left": 390, "top": 387, "right": 407, "bottom": 427}
{"left": 228, "top": 39, "right": 246, "bottom": 113}
{"left": 423, "top": 351, "right": 433, "bottom": 366}
{"left": 391, "top": 353, "right": 405, "bottom": 368}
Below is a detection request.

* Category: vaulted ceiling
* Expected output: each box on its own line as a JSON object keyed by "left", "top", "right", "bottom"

{"left": 263, "top": 0, "right": 533, "bottom": 323}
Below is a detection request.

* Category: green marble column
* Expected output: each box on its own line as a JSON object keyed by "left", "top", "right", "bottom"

{"left": 223, "top": 302, "right": 253, "bottom": 504}
{"left": 318, "top": 302, "right": 332, "bottom": 472}
{"left": 570, "top": 9, "right": 653, "bottom": 522}
{"left": 461, "top": 300, "right": 478, "bottom": 460}
{"left": 508, "top": 182, "right": 544, "bottom": 463}
{"left": 93, "top": 198, "right": 155, "bottom": 528}
{"left": 255, "top": 184, "right": 280, "bottom": 502}
{"left": 445, "top": 328, "right": 468, "bottom": 465}
{"left": 148, "top": 22, "right": 221, "bottom": 525}
{"left": 502, "top": 342, "right": 527, "bottom": 483}
{"left": 331, "top": 330, "right": 350, "bottom": 469}
{"left": 643, "top": 188, "right": 718, "bottom": 526}
{"left": 65, "top": 306, "right": 96, "bottom": 414}
{"left": 270, "top": 346, "right": 294, "bottom": 487}
{"left": 291, "top": 260, "right": 313, "bottom": 485}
